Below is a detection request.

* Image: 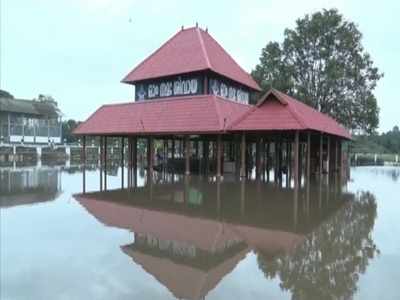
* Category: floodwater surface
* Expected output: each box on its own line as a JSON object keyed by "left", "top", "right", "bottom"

{"left": 0, "top": 165, "right": 399, "bottom": 299}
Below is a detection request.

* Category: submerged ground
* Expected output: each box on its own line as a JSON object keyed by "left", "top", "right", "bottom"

{"left": 0, "top": 165, "right": 399, "bottom": 299}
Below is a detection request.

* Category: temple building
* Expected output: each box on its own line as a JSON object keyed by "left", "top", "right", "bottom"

{"left": 74, "top": 25, "right": 351, "bottom": 187}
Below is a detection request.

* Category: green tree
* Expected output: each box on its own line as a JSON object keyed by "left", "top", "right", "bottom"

{"left": 0, "top": 89, "right": 14, "bottom": 98}
{"left": 62, "top": 119, "right": 81, "bottom": 143}
{"left": 258, "top": 191, "right": 378, "bottom": 300}
{"left": 252, "top": 9, "right": 382, "bottom": 134}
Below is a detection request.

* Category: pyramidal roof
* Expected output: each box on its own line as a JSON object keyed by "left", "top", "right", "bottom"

{"left": 230, "top": 89, "right": 351, "bottom": 139}
{"left": 122, "top": 26, "right": 261, "bottom": 91}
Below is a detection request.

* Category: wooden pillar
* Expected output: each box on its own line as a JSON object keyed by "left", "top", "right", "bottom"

{"left": 171, "top": 139, "right": 175, "bottom": 160}
{"left": 127, "top": 137, "right": 132, "bottom": 188}
{"left": 195, "top": 141, "right": 199, "bottom": 158}
{"left": 99, "top": 136, "right": 103, "bottom": 191}
{"left": 216, "top": 177, "right": 221, "bottom": 213}
{"left": 240, "top": 133, "right": 246, "bottom": 178}
{"left": 260, "top": 138, "right": 265, "bottom": 180}
{"left": 279, "top": 140, "right": 283, "bottom": 184}
{"left": 298, "top": 141, "right": 302, "bottom": 186}
{"left": 104, "top": 136, "right": 107, "bottom": 191}
{"left": 286, "top": 142, "right": 291, "bottom": 187}
{"left": 319, "top": 133, "right": 323, "bottom": 176}
{"left": 293, "top": 182, "right": 298, "bottom": 230}
{"left": 274, "top": 140, "right": 278, "bottom": 182}
{"left": 266, "top": 141, "right": 270, "bottom": 182}
{"left": 147, "top": 137, "right": 154, "bottom": 179}
{"left": 327, "top": 135, "right": 331, "bottom": 175}
{"left": 335, "top": 138, "right": 339, "bottom": 173}
{"left": 339, "top": 140, "right": 343, "bottom": 179}
{"left": 255, "top": 137, "right": 261, "bottom": 179}
{"left": 204, "top": 140, "right": 209, "bottom": 174}
{"left": 240, "top": 179, "right": 245, "bottom": 216}
{"left": 121, "top": 137, "right": 124, "bottom": 189}
{"left": 185, "top": 136, "right": 190, "bottom": 175}
{"left": 306, "top": 131, "right": 311, "bottom": 183}
{"left": 132, "top": 137, "right": 137, "bottom": 187}
{"left": 294, "top": 131, "right": 299, "bottom": 189}
{"left": 287, "top": 142, "right": 292, "bottom": 185}
{"left": 162, "top": 139, "right": 167, "bottom": 171}
{"left": 216, "top": 135, "right": 222, "bottom": 177}
{"left": 82, "top": 136, "right": 86, "bottom": 193}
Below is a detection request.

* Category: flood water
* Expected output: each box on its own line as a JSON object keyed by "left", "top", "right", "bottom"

{"left": 1, "top": 164, "right": 399, "bottom": 299}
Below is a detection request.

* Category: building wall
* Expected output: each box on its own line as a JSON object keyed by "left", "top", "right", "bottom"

{"left": 0, "top": 112, "right": 62, "bottom": 144}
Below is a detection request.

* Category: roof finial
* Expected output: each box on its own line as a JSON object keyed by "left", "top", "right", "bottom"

{"left": 181, "top": 25, "right": 184, "bottom": 31}
{"left": 196, "top": 22, "right": 198, "bottom": 28}
{"left": 205, "top": 27, "right": 208, "bottom": 33}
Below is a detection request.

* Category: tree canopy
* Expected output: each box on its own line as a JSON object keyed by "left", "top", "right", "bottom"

{"left": 62, "top": 119, "right": 81, "bottom": 143}
{"left": 351, "top": 126, "right": 400, "bottom": 154}
{"left": 258, "top": 191, "right": 378, "bottom": 299}
{"left": 252, "top": 9, "right": 382, "bottom": 134}
{"left": 0, "top": 89, "right": 14, "bottom": 98}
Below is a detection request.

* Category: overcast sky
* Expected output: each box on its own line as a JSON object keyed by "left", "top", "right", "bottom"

{"left": 1, "top": 0, "right": 399, "bottom": 132}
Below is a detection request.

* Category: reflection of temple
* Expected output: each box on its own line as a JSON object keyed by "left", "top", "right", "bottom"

{"left": 0, "top": 166, "right": 62, "bottom": 207}
{"left": 75, "top": 178, "right": 353, "bottom": 300}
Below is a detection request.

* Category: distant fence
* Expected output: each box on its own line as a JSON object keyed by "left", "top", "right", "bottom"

{"left": 350, "top": 153, "right": 399, "bottom": 166}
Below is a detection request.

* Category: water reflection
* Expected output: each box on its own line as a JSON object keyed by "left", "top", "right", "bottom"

{"left": 0, "top": 166, "right": 62, "bottom": 208}
{"left": 258, "top": 191, "right": 378, "bottom": 300}
{"left": 73, "top": 175, "right": 377, "bottom": 300}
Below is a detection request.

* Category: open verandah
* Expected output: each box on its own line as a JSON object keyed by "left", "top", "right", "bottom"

{"left": 79, "top": 129, "right": 346, "bottom": 193}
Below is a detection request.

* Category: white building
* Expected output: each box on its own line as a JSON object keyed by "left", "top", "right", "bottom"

{"left": 0, "top": 95, "right": 62, "bottom": 144}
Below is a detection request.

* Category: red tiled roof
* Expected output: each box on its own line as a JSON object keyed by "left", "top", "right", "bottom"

{"left": 74, "top": 95, "right": 252, "bottom": 135}
{"left": 122, "top": 246, "right": 249, "bottom": 300}
{"left": 121, "top": 27, "right": 261, "bottom": 91}
{"left": 230, "top": 89, "right": 352, "bottom": 139}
